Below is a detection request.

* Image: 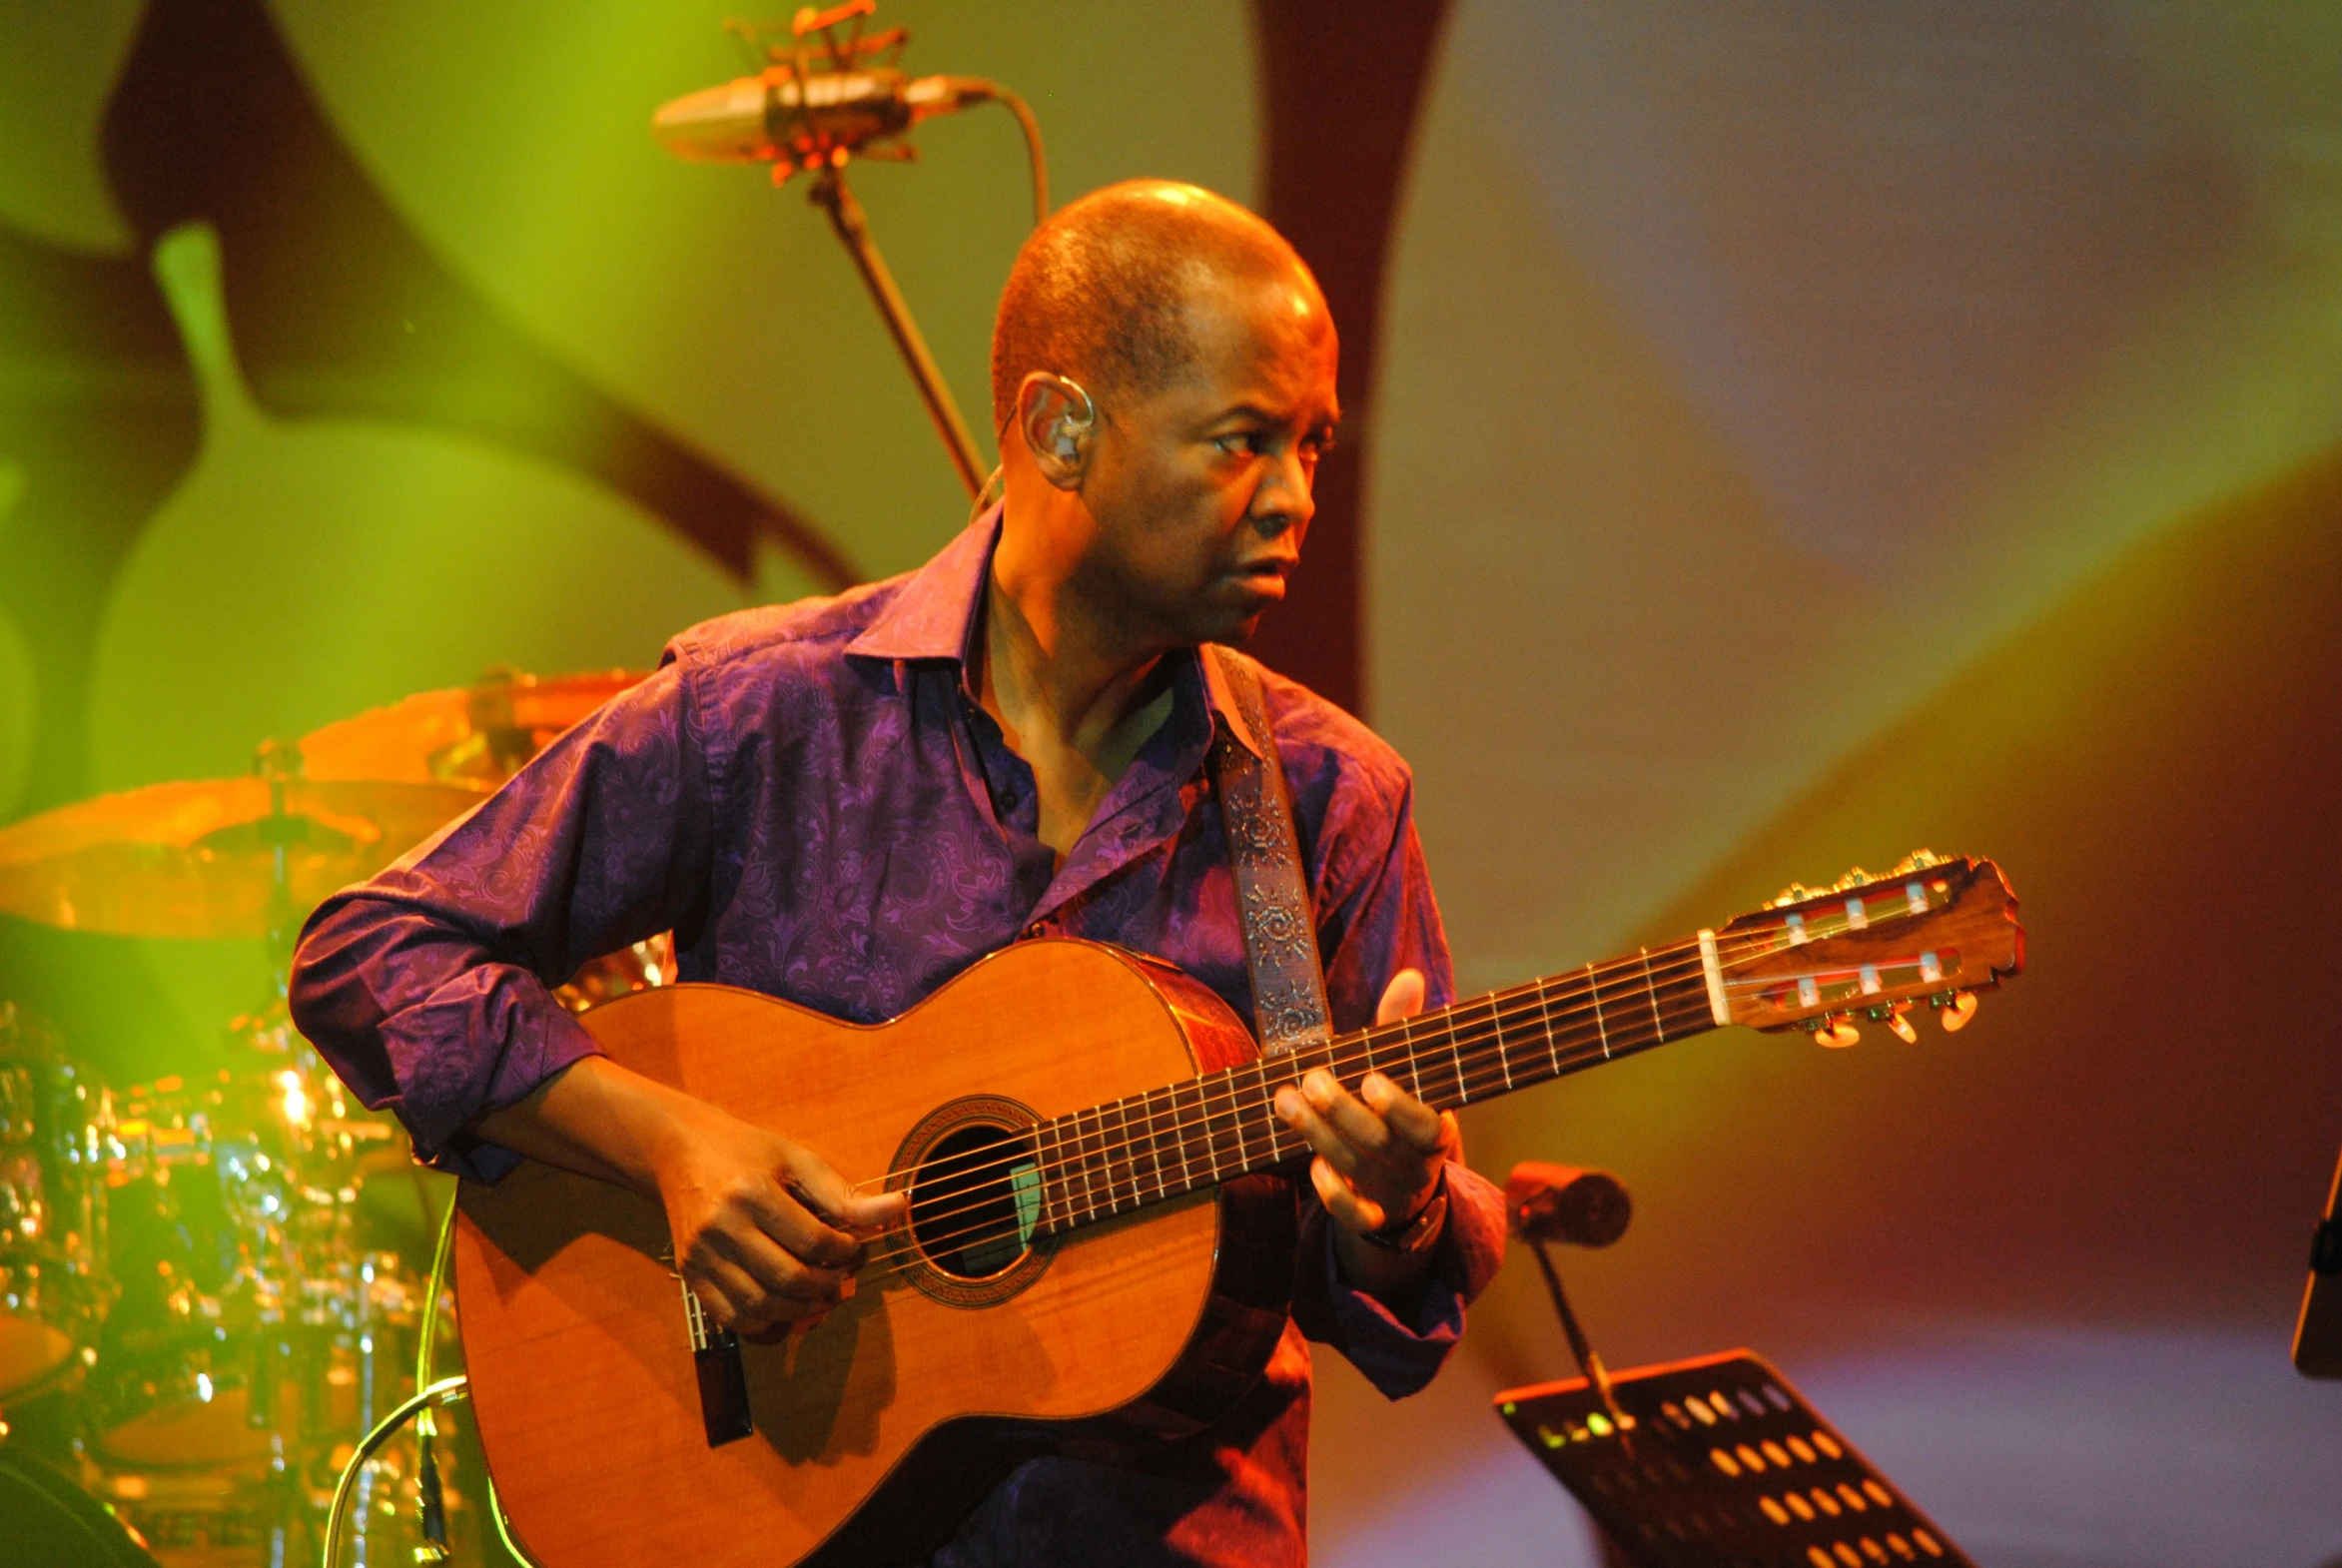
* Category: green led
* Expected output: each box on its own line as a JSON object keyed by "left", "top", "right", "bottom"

{"left": 1586, "top": 1412, "right": 1614, "bottom": 1437}
{"left": 1501, "top": 1402, "right": 1516, "bottom": 1415}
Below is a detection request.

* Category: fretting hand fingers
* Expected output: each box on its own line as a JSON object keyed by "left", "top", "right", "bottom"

{"left": 1274, "top": 1066, "right": 1450, "bottom": 1235}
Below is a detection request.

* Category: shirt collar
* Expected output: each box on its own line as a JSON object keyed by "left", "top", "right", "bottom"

{"left": 844, "top": 505, "right": 1265, "bottom": 760}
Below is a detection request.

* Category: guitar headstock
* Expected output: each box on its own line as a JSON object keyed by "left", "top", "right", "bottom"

{"left": 1711, "top": 851, "right": 2022, "bottom": 1046}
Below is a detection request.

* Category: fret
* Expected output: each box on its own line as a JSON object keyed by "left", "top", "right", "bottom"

{"left": 1171, "top": 1080, "right": 1196, "bottom": 1193}
{"left": 1533, "top": 975, "right": 1559, "bottom": 1077}
{"left": 1145, "top": 1089, "right": 1170, "bottom": 1200}
{"left": 1218, "top": 1067, "right": 1248, "bottom": 1176}
{"left": 1042, "top": 1116, "right": 1066, "bottom": 1234}
{"left": 1125, "top": 1093, "right": 1154, "bottom": 1207}
{"left": 1098, "top": 1099, "right": 1124, "bottom": 1212}
{"left": 1054, "top": 1119, "right": 1073, "bottom": 1244}
{"left": 1400, "top": 1017, "right": 1421, "bottom": 1102}
{"left": 1640, "top": 948, "right": 1666, "bottom": 1044}
{"left": 1077, "top": 1107, "right": 1102, "bottom": 1220}
{"left": 1587, "top": 962, "right": 1612, "bottom": 1060}
{"left": 1157, "top": 1086, "right": 1182, "bottom": 1196}
{"left": 1445, "top": 1007, "right": 1470, "bottom": 1104}
{"left": 1252, "top": 1060, "right": 1283, "bottom": 1166}
{"left": 1490, "top": 991, "right": 1514, "bottom": 1092}
{"left": 1034, "top": 1118, "right": 1057, "bottom": 1234}
{"left": 1126, "top": 1093, "right": 1155, "bottom": 1207}
{"left": 1220, "top": 1068, "right": 1247, "bottom": 1175}
{"left": 1208, "top": 1081, "right": 1226, "bottom": 1179}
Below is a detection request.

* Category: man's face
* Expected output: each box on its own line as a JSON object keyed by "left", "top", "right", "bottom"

{"left": 1073, "top": 270, "right": 1340, "bottom": 649}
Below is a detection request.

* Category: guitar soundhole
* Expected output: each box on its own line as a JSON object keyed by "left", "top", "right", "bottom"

{"left": 908, "top": 1123, "right": 1041, "bottom": 1281}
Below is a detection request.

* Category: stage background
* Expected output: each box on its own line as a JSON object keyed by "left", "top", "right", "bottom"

{"left": 3, "top": 3, "right": 2338, "bottom": 1564}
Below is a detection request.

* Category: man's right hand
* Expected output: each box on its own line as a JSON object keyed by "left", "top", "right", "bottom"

{"left": 472, "top": 1054, "right": 907, "bottom": 1334}
{"left": 650, "top": 1099, "right": 904, "bottom": 1334}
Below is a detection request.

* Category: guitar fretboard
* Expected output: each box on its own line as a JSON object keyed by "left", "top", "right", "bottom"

{"left": 1030, "top": 936, "right": 1717, "bottom": 1235}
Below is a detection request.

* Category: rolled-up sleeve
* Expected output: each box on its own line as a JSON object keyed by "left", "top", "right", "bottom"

{"left": 1291, "top": 1159, "right": 1507, "bottom": 1397}
{"left": 289, "top": 659, "right": 713, "bottom": 1181}
{"left": 1288, "top": 760, "right": 1506, "bottom": 1396}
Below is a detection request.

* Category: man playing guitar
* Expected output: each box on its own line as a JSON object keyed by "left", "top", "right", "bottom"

{"left": 292, "top": 180, "right": 1505, "bottom": 1565}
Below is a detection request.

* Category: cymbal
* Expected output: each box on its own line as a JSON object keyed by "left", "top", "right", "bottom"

{"left": 0, "top": 777, "right": 485, "bottom": 938}
{"left": 301, "top": 668, "right": 646, "bottom": 786}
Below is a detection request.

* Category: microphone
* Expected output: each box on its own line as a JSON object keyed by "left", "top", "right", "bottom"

{"left": 1505, "top": 1163, "right": 1632, "bottom": 1248}
{"left": 652, "top": 68, "right": 999, "bottom": 170}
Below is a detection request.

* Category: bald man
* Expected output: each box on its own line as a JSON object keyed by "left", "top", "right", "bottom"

{"left": 293, "top": 181, "right": 1505, "bottom": 1565}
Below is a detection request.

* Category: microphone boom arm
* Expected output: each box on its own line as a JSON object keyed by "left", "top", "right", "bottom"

{"left": 807, "top": 167, "right": 988, "bottom": 498}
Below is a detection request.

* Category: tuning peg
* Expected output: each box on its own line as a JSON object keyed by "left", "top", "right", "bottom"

{"left": 1769, "top": 882, "right": 1814, "bottom": 909}
{"left": 1884, "top": 1003, "right": 1919, "bottom": 1044}
{"left": 1832, "top": 866, "right": 1872, "bottom": 893}
{"left": 1890, "top": 848, "right": 1943, "bottom": 875}
{"left": 1932, "top": 990, "right": 1978, "bottom": 1032}
{"left": 1810, "top": 1015, "right": 1862, "bottom": 1049}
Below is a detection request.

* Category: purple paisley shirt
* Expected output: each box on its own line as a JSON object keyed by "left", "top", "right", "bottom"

{"left": 291, "top": 511, "right": 1504, "bottom": 1567}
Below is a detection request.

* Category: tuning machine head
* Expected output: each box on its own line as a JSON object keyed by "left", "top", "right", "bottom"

{"left": 1930, "top": 990, "right": 1979, "bottom": 1032}
{"left": 1806, "top": 1014, "right": 1862, "bottom": 1049}
{"left": 1875, "top": 1001, "right": 1920, "bottom": 1044}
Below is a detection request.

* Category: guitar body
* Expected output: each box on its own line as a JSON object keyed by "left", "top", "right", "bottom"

{"left": 453, "top": 939, "right": 1293, "bottom": 1568}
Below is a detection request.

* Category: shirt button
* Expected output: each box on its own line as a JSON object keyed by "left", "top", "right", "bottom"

{"left": 1024, "top": 923, "right": 1046, "bottom": 940}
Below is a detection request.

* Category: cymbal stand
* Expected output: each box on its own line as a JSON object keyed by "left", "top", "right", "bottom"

{"left": 255, "top": 738, "right": 305, "bottom": 996}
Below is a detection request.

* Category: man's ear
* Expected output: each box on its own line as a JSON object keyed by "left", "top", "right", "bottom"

{"left": 1018, "top": 373, "right": 1096, "bottom": 489}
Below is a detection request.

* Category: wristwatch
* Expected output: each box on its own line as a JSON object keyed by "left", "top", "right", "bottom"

{"left": 1358, "top": 1176, "right": 1448, "bottom": 1254}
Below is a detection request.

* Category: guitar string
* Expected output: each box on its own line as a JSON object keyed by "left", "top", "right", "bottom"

{"left": 843, "top": 987, "right": 1723, "bottom": 1282}
{"left": 841, "top": 928, "right": 1744, "bottom": 1200}
{"left": 855, "top": 937, "right": 1976, "bottom": 1282}
{"left": 847, "top": 990, "right": 1730, "bottom": 1284}
{"left": 844, "top": 985, "right": 1737, "bottom": 1281}
{"left": 842, "top": 908, "right": 1983, "bottom": 1273}
{"left": 836, "top": 935, "right": 1719, "bottom": 1206}
{"left": 840, "top": 899, "right": 1941, "bottom": 1210}
{"left": 850, "top": 989, "right": 1731, "bottom": 1274}
{"left": 833, "top": 905, "right": 1962, "bottom": 1252}
{"left": 838, "top": 927, "right": 1960, "bottom": 1266}
{"left": 848, "top": 914, "right": 1897, "bottom": 1268}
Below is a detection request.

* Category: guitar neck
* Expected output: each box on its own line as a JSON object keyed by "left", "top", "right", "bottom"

{"left": 1031, "top": 934, "right": 1723, "bottom": 1236}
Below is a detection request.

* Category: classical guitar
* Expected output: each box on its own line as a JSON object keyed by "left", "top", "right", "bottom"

{"left": 453, "top": 851, "right": 2022, "bottom": 1566}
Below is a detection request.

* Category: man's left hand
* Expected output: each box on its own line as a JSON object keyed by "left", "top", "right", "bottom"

{"left": 1272, "top": 968, "right": 1458, "bottom": 1254}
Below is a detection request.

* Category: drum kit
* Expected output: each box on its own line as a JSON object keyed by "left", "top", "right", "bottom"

{"left": 0, "top": 667, "right": 656, "bottom": 1566}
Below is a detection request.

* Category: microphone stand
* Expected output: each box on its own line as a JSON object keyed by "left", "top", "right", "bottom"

{"left": 807, "top": 166, "right": 988, "bottom": 498}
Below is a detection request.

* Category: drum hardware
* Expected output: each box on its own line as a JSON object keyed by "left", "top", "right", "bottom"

{"left": 0, "top": 1002, "right": 113, "bottom": 1404}
{"left": 297, "top": 667, "right": 648, "bottom": 790}
{"left": 0, "top": 666, "right": 650, "bottom": 1559}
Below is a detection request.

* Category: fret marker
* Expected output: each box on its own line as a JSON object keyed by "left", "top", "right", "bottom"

{"left": 1859, "top": 964, "right": 1882, "bottom": 996}
{"left": 1786, "top": 913, "right": 1809, "bottom": 945}
{"left": 1844, "top": 898, "right": 1869, "bottom": 931}
{"left": 1906, "top": 880, "right": 1928, "bottom": 915}
{"left": 1697, "top": 930, "right": 1730, "bottom": 1028}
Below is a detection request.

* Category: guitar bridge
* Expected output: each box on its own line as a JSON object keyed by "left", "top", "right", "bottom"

{"left": 678, "top": 1270, "right": 755, "bottom": 1447}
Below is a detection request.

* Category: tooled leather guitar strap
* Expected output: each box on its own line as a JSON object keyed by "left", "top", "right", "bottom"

{"left": 1206, "top": 645, "right": 1332, "bottom": 1060}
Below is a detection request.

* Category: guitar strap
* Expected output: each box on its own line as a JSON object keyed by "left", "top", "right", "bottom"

{"left": 1206, "top": 645, "right": 1333, "bottom": 1061}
